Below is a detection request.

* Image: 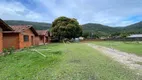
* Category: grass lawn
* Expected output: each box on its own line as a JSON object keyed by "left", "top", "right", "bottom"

{"left": 0, "top": 43, "right": 141, "bottom": 80}
{"left": 92, "top": 41, "right": 142, "bottom": 56}
{"left": 0, "top": 44, "right": 64, "bottom": 80}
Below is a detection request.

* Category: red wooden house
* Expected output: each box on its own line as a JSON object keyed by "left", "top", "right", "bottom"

{"left": 3, "top": 25, "right": 38, "bottom": 49}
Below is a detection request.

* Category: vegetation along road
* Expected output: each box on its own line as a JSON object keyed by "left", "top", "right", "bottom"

{"left": 0, "top": 43, "right": 141, "bottom": 80}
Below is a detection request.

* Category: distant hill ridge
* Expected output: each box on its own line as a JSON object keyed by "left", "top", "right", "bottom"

{"left": 4, "top": 20, "right": 51, "bottom": 30}
{"left": 124, "top": 21, "right": 142, "bottom": 33}
{"left": 82, "top": 23, "right": 121, "bottom": 33}
{"left": 4, "top": 20, "right": 142, "bottom": 36}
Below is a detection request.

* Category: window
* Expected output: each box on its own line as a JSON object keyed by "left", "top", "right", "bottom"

{"left": 24, "top": 35, "right": 29, "bottom": 42}
{"left": 40, "top": 36, "right": 43, "bottom": 40}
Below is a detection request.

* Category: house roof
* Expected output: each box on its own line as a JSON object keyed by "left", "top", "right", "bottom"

{"left": 128, "top": 34, "right": 142, "bottom": 38}
{"left": 36, "top": 30, "right": 49, "bottom": 36}
{"left": 3, "top": 31, "right": 20, "bottom": 33}
{"left": 10, "top": 25, "right": 38, "bottom": 36}
{"left": 0, "top": 19, "right": 13, "bottom": 31}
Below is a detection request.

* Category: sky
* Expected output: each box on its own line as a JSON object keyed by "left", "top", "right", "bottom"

{"left": 0, "top": 0, "right": 142, "bottom": 27}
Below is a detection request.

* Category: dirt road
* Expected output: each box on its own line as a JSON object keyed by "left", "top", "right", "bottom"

{"left": 87, "top": 43, "right": 142, "bottom": 75}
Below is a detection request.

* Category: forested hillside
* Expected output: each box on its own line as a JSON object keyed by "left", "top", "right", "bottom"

{"left": 123, "top": 21, "right": 142, "bottom": 33}
{"left": 82, "top": 23, "right": 122, "bottom": 37}
{"left": 4, "top": 20, "right": 142, "bottom": 38}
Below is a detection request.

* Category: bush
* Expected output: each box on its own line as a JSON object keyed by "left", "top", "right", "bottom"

{"left": 3, "top": 46, "right": 15, "bottom": 56}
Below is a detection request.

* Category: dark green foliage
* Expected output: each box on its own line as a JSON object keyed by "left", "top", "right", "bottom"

{"left": 123, "top": 21, "right": 142, "bottom": 33}
{"left": 82, "top": 32, "right": 90, "bottom": 38}
{"left": 51, "top": 16, "right": 82, "bottom": 41}
{"left": 120, "top": 32, "right": 130, "bottom": 38}
{"left": 110, "top": 32, "right": 121, "bottom": 37}
{"left": 82, "top": 32, "right": 99, "bottom": 39}
{"left": 4, "top": 20, "right": 51, "bottom": 30}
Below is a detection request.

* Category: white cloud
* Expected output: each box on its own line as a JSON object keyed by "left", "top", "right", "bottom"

{"left": 35, "top": 0, "right": 142, "bottom": 26}
{"left": 25, "top": 11, "right": 42, "bottom": 20}
{"left": 0, "top": 0, "right": 142, "bottom": 26}
{"left": 0, "top": 1, "right": 44, "bottom": 22}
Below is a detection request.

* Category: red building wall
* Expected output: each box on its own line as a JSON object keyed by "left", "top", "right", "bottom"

{"left": 35, "top": 36, "right": 40, "bottom": 45}
{"left": 19, "top": 29, "right": 35, "bottom": 49}
{"left": 3, "top": 33, "right": 19, "bottom": 49}
{"left": 3, "top": 29, "right": 36, "bottom": 50}
{"left": 0, "top": 28, "right": 2, "bottom": 53}
{"left": 39, "top": 36, "right": 46, "bottom": 45}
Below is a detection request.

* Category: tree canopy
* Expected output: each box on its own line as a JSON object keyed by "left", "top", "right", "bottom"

{"left": 51, "top": 16, "right": 82, "bottom": 41}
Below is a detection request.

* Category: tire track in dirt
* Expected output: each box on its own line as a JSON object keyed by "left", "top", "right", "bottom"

{"left": 87, "top": 43, "right": 142, "bottom": 75}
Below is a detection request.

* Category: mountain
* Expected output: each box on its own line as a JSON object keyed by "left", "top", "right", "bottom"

{"left": 124, "top": 21, "right": 142, "bottom": 33}
{"left": 4, "top": 20, "right": 142, "bottom": 37}
{"left": 82, "top": 21, "right": 142, "bottom": 37}
{"left": 82, "top": 23, "right": 122, "bottom": 36}
{"left": 82, "top": 23, "right": 121, "bottom": 33}
{"left": 4, "top": 20, "right": 51, "bottom": 30}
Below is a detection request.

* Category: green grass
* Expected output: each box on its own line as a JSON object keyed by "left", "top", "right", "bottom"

{"left": 92, "top": 41, "right": 142, "bottom": 56}
{"left": 0, "top": 43, "right": 141, "bottom": 80}
{"left": 0, "top": 44, "right": 64, "bottom": 80}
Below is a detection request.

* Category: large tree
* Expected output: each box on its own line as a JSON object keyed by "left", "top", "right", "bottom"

{"left": 51, "top": 16, "right": 82, "bottom": 41}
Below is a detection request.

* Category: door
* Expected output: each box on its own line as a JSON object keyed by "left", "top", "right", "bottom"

{"left": 31, "top": 36, "right": 34, "bottom": 45}
{"left": 46, "top": 37, "right": 48, "bottom": 43}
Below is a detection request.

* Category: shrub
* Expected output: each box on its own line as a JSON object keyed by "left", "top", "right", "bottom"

{"left": 3, "top": 46, "right": 15, "bottom": 56}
